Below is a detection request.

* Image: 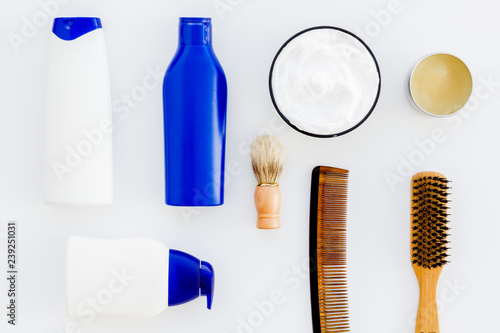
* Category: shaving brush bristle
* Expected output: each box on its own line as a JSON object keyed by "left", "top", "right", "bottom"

{"left": 251, "top": 135, "right": 285, "bottom": 185}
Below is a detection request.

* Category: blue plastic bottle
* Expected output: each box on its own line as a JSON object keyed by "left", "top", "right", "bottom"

{"left": 163, "top": 17, "right": 227, "bottom": 206}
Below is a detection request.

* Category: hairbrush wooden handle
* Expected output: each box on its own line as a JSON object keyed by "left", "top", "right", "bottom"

{"left": 254, "top": 185, "right": 281, "bottom": 229}
{"left": 414, "top": 261, "right": 443, "bottom": 333}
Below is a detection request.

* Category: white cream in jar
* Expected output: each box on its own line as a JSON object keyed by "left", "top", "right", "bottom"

{"left": 270, "top": 27, "right": 380, "bottom": 137}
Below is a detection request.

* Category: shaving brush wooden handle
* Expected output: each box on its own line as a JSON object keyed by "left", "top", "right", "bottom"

{"left": 254, "top": 185, "right": 281, "bottom": 229}
{"left": 251, "top": 135, "right": 285, "bottom": 229}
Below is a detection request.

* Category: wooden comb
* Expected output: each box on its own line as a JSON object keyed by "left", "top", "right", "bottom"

{"left": 310, "top": 166, "right": 350, "bottom": 333}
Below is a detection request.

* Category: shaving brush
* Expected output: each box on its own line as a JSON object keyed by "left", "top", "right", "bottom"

{"left": 251, "top": 135, "right": 285, "bottom": 229}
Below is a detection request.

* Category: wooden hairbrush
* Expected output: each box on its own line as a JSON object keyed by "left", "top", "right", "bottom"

{"left": 310, "top": 166, "right": 350, "bottom": 332}
{"left": 411, "top": 171, "right": 451, "bottom": 333}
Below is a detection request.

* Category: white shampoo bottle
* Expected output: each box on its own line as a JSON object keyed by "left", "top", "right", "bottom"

{"left": 66, "top": 236, "right": 214, "bottom": 317}
{"left": 44, "top": 17, "right": 113, "bottom": 205}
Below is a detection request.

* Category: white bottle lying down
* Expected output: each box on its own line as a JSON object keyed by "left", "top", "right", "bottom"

{"left": 66, "top": 236, "right": 214, "bottom": 318}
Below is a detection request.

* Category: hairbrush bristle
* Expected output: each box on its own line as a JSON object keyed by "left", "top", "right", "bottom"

{"left": 251, "top": 135, "right": 285, "bottom": 185}
{"left": 411, "top": 172, "right": 451, "bottom": 269}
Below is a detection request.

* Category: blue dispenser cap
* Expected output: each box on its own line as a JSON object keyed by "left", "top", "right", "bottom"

{"left": 200, "top": 261, "right": 215, "bottom": 309}
{"left": 53, "top": 17, "right": 102, "bottom": 41}
{"left": 168, "top": 249, "right": 215, "bottom": 309}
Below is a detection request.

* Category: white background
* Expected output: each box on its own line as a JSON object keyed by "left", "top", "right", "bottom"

{"left": 1, "top": 0, "right": 500, "bottom": 332}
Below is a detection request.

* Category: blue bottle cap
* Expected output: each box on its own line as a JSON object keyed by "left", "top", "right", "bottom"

{"left": 179, "top": 17, "right": 212, "bottom": 45}
{"left": 53, "top": 17, "right": 102, "bottom": 41}
{"left": 168, "top": 249, "right": 215, "bottom": 309}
